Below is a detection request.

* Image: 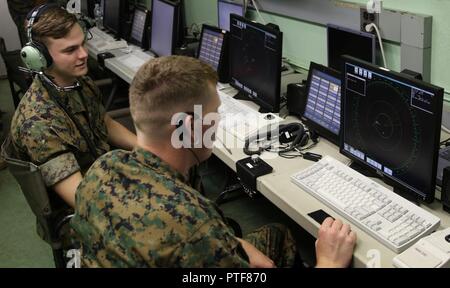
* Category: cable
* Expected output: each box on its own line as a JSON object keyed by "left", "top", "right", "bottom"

{"left": 188, "top": 23, "right": 201, "bottom": 39}
{"left": 442, "top": 125, "right": 450, "bottom": 134}
{"left": 440, "top": 137, "right": 450, "bottom": 147}
{"left": 250, "top": 0, "right": 267, "bottom": 25}
{"left": 365, "top": 23, "right": 387, "bottom": 68}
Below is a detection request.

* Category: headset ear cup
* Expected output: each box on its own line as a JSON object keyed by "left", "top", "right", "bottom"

{"left": 20, "top": 43, "right": 48, "bottom": 71}
{"left": 300, "top": 133, "right": 309, "bottom": 147}
{"left": 34, "top": 41, "right": 53, "bottom": 68}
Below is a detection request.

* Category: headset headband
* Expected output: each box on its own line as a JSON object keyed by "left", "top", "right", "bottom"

{"left": 25, "top": 4, "right": 61, "bottom": 44}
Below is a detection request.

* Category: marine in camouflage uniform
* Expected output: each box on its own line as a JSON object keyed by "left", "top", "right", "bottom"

{"left": 10, "top": 75, "right": 110, "bottom": 188}
{"left": 7, "top": 0, "right": 69, "bottom": 46}
{"left": 71, "top": 148, "right": 297, "bottom": 268}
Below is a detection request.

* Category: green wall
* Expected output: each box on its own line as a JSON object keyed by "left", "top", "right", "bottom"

{"left": 182, "top": 0, "right": 450, "bottom": 97}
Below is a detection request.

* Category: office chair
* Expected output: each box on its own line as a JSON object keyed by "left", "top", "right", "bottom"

{"left": 1, "top": 136, "right": 75, "bottom": 268}
{"left": 0, "top": 37, "right": 33, "bottom": 108}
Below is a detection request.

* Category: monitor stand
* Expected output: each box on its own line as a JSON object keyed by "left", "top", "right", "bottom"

{"left": 233, "top": 91, "right": 271, "bottom": 113}
{"left": 383, "top": 178, "right": 420, "bottom": 205}
{"left": 392, "top": 187, "right": 420, "bottom": 206}
{"left": 350, "top": 161, "right": 421, "bottom": 205}
{"left": 349, "top": 161, "right": 380, "bottom": 179}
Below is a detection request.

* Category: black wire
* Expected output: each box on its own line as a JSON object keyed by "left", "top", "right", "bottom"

{"left": 440, "top": 137, "right": 450, "bottom": 146}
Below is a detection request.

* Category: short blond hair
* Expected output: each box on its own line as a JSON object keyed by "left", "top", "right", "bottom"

{"left": 129, "top": 56, "right": 218, "bottom": 136}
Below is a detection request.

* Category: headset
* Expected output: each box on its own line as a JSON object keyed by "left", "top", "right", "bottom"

{"left": 20, "top": 3, "right": 91, "bottom": 72}
{"left": 175, "top": 112, "right": 202, "bottom": 165}
{"left": 244, "top": 123, "right": 310, "bottom": 156}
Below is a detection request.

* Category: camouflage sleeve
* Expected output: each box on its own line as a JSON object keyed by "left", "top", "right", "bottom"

{"left": 173, "top": 219, "right": 250, "bottom": 268}
{"left": 18, "top": 120, "right": 80, "bottom": 186}
{"left": 40, "top": 152, "right": 80, "bottom": 186}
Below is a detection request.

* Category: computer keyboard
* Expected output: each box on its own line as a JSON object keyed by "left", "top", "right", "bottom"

{"left": 89, "top": 27, "right": 114, "bottom": 42}
{"left": 218, "top": 91, "right": 281, "bottom": 140}
{"left": 291, "top": 155, "right": 441, "bottom": 253}
{"left": 87, "top": 27, "right": 128, "bottom": 52}
{"left": 115, "top": 50, "right": 154, "bottom": 72}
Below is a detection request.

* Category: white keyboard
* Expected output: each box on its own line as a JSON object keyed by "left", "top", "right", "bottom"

{"left": 291, "top": 156, "right": 441, "bottom": 253}
{"left": 88, "top": 27, "right": 128, "bottom": 52}
{"left": 218, "top": 91, "right": 281, "bottom": 140}
{"left": 115, "top": 50, "right": 154, "bottom": 72}
{"left": 89, "top": 27, "right": 114, "bottom": 42}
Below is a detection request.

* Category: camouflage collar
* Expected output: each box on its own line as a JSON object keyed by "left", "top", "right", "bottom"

{"left": 37, "top": 76, "right": 86, "bottom": 114}
{"left": 132, "top": 147, "right": 187, "bottom": 183}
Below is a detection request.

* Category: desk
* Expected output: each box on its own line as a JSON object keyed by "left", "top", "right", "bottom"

{"left": 85, "top": 37, "right": 450, "bottom": 268}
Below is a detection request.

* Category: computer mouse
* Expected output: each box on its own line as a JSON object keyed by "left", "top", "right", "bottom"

{"left": 445, "top": 234, "right": 450, "bottom": 243}
{"left": 264, "top": 114, "right": 274, "bottom": 120}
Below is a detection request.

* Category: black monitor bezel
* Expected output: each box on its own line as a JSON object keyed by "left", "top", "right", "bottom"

{"left": 128, "top": 6, "right": 150, "bottom": 49}
{"left": 229, "top": 13, "right": 283, "bottom": 113}
{"left": 302, "top": 62, "right": 341, "bottom": 146}
{"left": 103, "top": 0, "right": 127, "bottom": 38}
{"left": 327, "top": 23, "right": 376, "bottom": 71}
{"left": 340, "top": 55, "right": 444, "bottom": 203}
{"left": 197, "top": 24, "right": 228, "bottom": 81}
{"left": 150, "top": 0, "right": 180, "bottom": 57}
{"left": 217, "top": 0, "right": 243, "bottom": 31}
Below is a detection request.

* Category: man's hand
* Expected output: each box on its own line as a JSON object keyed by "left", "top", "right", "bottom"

{"left": 237, "top": 238, "right": 276, "bottom": 268}
{"left": 315, "top": 217, "right": 357, "bottom": 268}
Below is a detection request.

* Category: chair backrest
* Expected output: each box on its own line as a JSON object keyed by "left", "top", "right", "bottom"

{"left": 0, "top": 37, "right": 32, "bottom": 107}
{"left": 1, "top": 136, "right": 64, "bottom": 247}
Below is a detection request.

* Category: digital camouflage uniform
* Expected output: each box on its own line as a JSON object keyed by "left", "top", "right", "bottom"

{"left": 7, "top": 0, "right": 69, "bottom": 46}
{"left": 10, "top": 75, "right": 110, "bottom": 187}
{"left": 71, "top": 148, "right": 297, "bottom": 268}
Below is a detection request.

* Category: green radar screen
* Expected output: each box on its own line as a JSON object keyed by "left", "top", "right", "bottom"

{"left": 350, "top": 78, "right": 421, "bottom": 176}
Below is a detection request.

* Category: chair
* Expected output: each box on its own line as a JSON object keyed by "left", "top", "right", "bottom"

{"left": 0, "top": 37, "right": 33, "bottom": 108}
{"left": 1, "top": 136, "right": 74, "bottom": 268}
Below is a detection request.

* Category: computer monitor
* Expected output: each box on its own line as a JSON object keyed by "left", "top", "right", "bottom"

{"left": 218, "top": 0, "right": 243, "bottom": 31}
{"left": 103, "top": 0, "right": 127, "bottom": 38}
{"left": 150, "top": 0, "right": 181, "bottom": 57}
{"left": 340, "top": 55, "right": 444, "bottom": 203}
{"left": 229, "top": 14, "right": 283, "bottom": 113}
{"left": 197, "top": 24, "right": 229, "bottom": 82}
{"left": 129, "top": 6, "right": 150, "bottom": 49}
{"left": 302, "top": 62, "right": 341, "bottom": 145}
{"left": 327, "top": 24, "right": 376, "bottom": 72}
